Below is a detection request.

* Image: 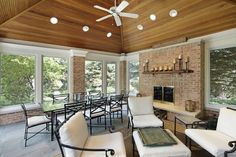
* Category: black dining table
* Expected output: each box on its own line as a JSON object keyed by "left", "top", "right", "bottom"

{"left": 42, "top": 101, "right": 65, "bottom": 141}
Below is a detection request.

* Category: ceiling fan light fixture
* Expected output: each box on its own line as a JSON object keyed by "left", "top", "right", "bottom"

{"left": 50, "top": 17, "right": 58, "bottom": 24}
{"left": 82, "top": 26, "right": 89, "bottom": 32}
{"left": 137, "top": 24, "right": 144, "bottom": 31}
{"left": 107, "top": 32, "right": 112, "bottom": 37}
{"left": 150, "top": 14, "right": 157, "bottom": 21}
{"left": 169, "top": 9, "right": 178, "bottom": 17}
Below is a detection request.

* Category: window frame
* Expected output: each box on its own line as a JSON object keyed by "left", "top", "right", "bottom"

{"left": 0, "top": 43, "right": 71, "bottom": 108}
{"left": 205, "top": 35, "right": 236, "bottom": 110}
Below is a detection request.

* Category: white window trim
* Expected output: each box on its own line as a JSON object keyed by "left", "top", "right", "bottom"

{"left": 204, "top": 29, "right": 236, "bottom": 110}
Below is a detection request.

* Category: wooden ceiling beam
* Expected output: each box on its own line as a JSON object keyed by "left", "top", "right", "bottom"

{"left": 221, "top": 0, "right": 236, "bottom": 5}
{"left": 0, "top": 0, "right": 47, "bottom": 28}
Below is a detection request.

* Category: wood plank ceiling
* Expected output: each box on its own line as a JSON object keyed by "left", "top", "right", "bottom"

{"left": 0, "top": 0, "right": 235, "bottom": 53}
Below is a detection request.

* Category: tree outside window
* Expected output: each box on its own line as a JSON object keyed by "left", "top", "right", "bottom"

{"left": 85, "top": 61, "right": 102, "bottom": 92}
{"left": 43, "top": 57, "right": 68, "bottom": 102}
{"left": 210, "top": 47, "right": 236, "bottom": 105}
{"left": 0, "top": 54, "right": 35, "bottom": 106}
{"left": 128, "top": 61, "right": 139, "bottom": 95}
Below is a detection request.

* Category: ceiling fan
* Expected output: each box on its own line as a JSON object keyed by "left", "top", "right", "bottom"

{"left": 94, "top": 0, "right": 139, "bottom": 26}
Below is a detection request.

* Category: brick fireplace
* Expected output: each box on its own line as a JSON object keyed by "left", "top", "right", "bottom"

{"left": 139, "top": 41, "right": 205, "bottom": 112}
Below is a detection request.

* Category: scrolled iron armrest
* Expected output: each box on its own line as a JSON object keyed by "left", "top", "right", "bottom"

{"left": 224, "top": 141, "right": 236, "bottom": 157}
{"left": 108, "top": 125, "right": 115, "bottom": 133}
{"left": 61, "top": 143, "right": 115, "bottom": 157}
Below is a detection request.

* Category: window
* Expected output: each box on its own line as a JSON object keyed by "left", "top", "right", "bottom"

{"left": 0, "top": 54, "right": 35, "bottom": 106}
{"left": 107, "top": 63, "right": 116, "bottom": 94}
{"left": 85, "top": 60, "right": 102, "bottom": 92}
{"left": 128, "top": 60, "right": 139, "bottom": 95}
{"left": 210, "top": 47, "right": 236, "bottom": 106}
{"left": 43, "top": 57, "right": 68, "bottom": 102}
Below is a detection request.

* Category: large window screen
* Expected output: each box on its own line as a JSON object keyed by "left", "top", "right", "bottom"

{"left": 43, "top": 57, "right": 68, "bottom": 102}
{"left": 107, "top": 63, "right": 116, "bottom": 94}
{"left": 85, "top": 61, "right": 102, "bottom": 92}
{"left": 0, "top": 54, "right": 35, "bottom": 106}
{"left": 210, "top": 47, "right": 236, "bottom": 105}
{"left": 128, "top": 60, "right": 139, "bottom": 95}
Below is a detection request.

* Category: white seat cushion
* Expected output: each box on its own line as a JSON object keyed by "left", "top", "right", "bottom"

{"left": 84, "top": 108, "right": 105, "bottom": 118}
{"left": 106, "top": 106, "right": 122, "bottom": 112}
{"left": 133, "top": 129, "right": 191, "bottom": 157}
{"left": 128, "top": 96, "right": 154, "bottom": 116}
{"left": 81, "top": 132, "right": 126, "bottom": 157}
{"left": 59, "top": 112, "right": 89, "bottom": 157}
{"left": 28, "top": 115, "right": 50, "bottom": 127}
{"left": 185, "top": 129, "right": 236, "bottom": 157}
{"left": 132, "top": 114, "right": 163, "bottom": 128}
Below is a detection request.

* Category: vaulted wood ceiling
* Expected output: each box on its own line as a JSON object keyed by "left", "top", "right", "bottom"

{"left": 0, "top": 0, "right": 236, "bottom": 53}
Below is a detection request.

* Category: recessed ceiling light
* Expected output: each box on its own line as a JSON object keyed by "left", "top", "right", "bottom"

{"left": 107, "top": 32, "right": 112, "bottom": 38}
{"left": 169, "top": 9, "right": 178, "bottom": 17}
{"left": 50, "top": 17, "right": 58, "bottom": 24}
{"left": 137, "top": 24, "right": 144, "bottom": 31}
{"left": 150, "top": 14, "right": 157, "bottom": 21}
{"left": 82, "top": 26, "right": 89, "bottom": 32}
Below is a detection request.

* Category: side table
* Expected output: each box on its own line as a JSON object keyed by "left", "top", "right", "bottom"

{"left": 174, "top": 115, "right": 206, "bottom": 144}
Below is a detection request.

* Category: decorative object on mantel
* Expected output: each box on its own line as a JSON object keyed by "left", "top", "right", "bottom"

{"left": 143, "top": 55, "right": 193, "bottom": 75}
{"left": 185, "top": 100, "right": 196, "bottom": 112}
{"left": 143, "top": 59, "right": 149, "bottom": 72}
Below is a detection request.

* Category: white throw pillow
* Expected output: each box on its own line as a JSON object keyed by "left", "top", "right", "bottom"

{"left": 217, "top": 107, "right": 236, "bottom": 139}
{"left": 128, "top": 96, "right": 154, "bottom": 116}
{"left": 60, "top": 112, "right": 89, "bottom": 157}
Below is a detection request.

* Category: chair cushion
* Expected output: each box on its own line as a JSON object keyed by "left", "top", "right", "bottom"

{"left": 217, "top": 107, "right": 236, "bottom": 139}
{"left": 128, "top": 96, "right": 153, "bottom": 116}
{"left": 81, "top": 132, "right": 126, "bottom": 157}
{"left": 28, "top": 115, "right": 50, "bottom": 127}
{"left": 132, "top": 114, "right": 163, "bottom": 128}
{"left": 59, "top": 112, "right": 89, "bottom": 157}
{"left": 185, "top": 129, "right": 236, "bottom": 157}
{"left": 84, "top": 108, "right": 105, "bottom": 118}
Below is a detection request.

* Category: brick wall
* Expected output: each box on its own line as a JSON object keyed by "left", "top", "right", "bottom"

{"left": 139, "top": 42, "right": 205, "bottom": 111}
{"left": 0, "top": 108, "right": 42, "bottom": 125}
{"left": 73, "top": 56, "right": 85, "bottom": 93}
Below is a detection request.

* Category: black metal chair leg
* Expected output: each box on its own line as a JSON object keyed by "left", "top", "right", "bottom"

{"left": 90, "top": 119, "right": 92, "bottom": 135}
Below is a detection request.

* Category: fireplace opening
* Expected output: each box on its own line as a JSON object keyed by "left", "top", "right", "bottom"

{"left": 153, "top": 86, "right": 174, "bottom": 103}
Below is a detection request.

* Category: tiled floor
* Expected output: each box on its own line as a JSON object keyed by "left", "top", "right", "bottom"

{"left": 0, "top": 114, "right": 213, "bottom": 157}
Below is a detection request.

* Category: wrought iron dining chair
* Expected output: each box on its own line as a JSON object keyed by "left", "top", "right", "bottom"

{"left": 73, "top": 92, "right": 87, "bottom": 102}
{"left": 56, "top": 101, "right": 87, "bottom": 125}
{"left": 88, "top": 90, "right": 103, "bottom": 99}
{"left": 84, "top": 97, "right": 109, "bottom": 134}
{"left": 121, "top": 90, "right": 129, "bottom": 114}
{"left": 54, "top": 112, "right": 126, "bottom": 157}
{"left": 21, "top": 104, "right": 51, "bottom": 147}
{"left": 108, "top": 94, "right": 124, "bottom": 124}
{"left": 52, "top": 93, "right": 70, "bottom": 104}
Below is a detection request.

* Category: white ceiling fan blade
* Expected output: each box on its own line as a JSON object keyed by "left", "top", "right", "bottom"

{"left": 96, "top": 15, "right": 112, "bottom": 22}
{"left": 116, "top": 1, "right": 129, "bottom": 12}
{"left": 94, "top": 5, "right": 112, "bottom": 14}
{"left": 113, "top": 14, "right": 122, "bottom": 26}
{"left": 119, "top": 12, "right": 139, "bottom": 18}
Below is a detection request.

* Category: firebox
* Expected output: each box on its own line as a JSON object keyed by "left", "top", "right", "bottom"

{"left": 153, "top": 86, "right": 174, "bottom": 103}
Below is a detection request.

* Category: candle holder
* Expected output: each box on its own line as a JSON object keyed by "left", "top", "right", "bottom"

{"left": 173, "top": 58, "right": 176, "bottom": 70}
{"left": 185, "top": 57, "right": 189, "bottom": 71}
{"left": 178, "top": 58, "right": 182, "bottom": 71}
